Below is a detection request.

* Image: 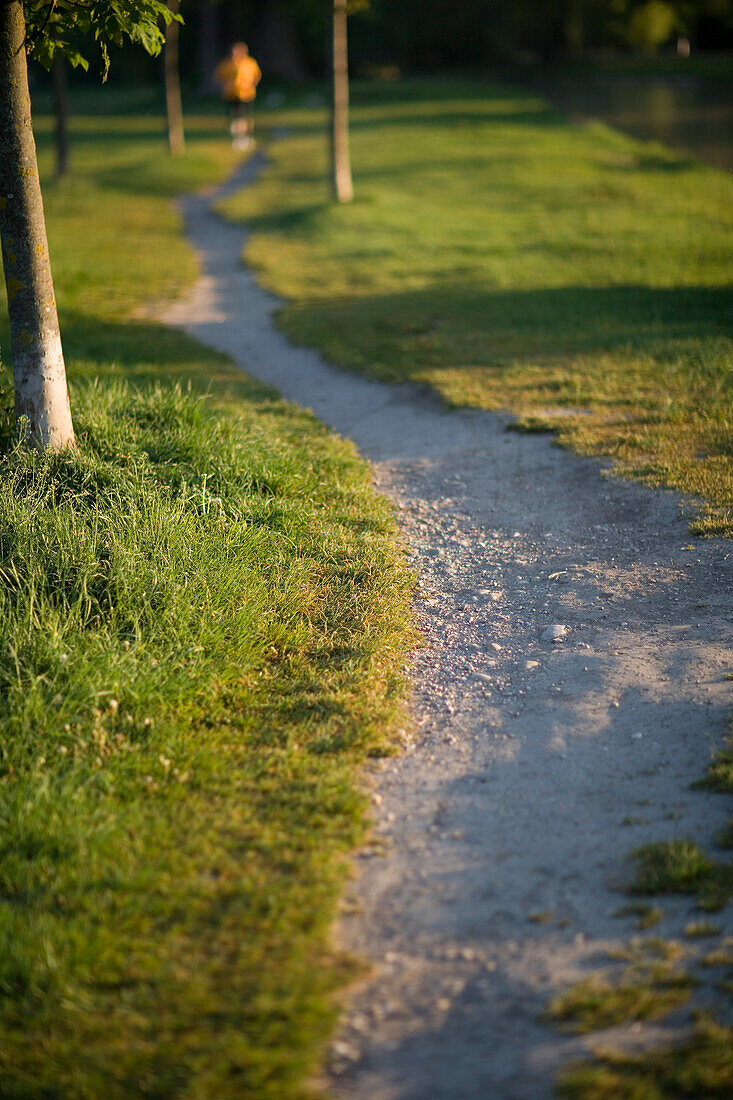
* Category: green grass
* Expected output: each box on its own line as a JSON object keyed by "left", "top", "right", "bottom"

{"left": 624, "top": 725, "right": 733, "bottom": 919}
{"left": 629, "top": 839, "right": 715, "bottom": 893}
{"left": 31, "top": 98, "right": 238, "bottom": 320}
{"left": 547, "top": 937, "right": 733, "bottom": 1093}
{"left": 557, "top": 714, "right": 733, "bottom": 1093}
{"left": 607, "top": 939, "right": 687, "bottom": 967}
{"left": 628, "top": 839, "right": 733, "bottom": 912}
{"left": 545, "top": 970, "right": 695, "bottom": 1033}
{"left": 556, "top": 1015, "right": 733, "bottom": 1099}
{"left": 701, "top": 946, "right": 733, "bottom": 967}
{"left": 219, "top": 78, "right": 733, "bottom": 535}
{"left": 695, "top": 720, "right": 733, "bottom": 793}
{"left": 717, "top": 817, "right": 733, "bottom": 848}
{"left": 0, "top": 93, "right": 415, "bottom": 1096}
{"left": 685, "top": 921, "right": 723, "bottom": 939}
{"left": 553, "top": 654, "right": 733, "bottom": 1092}
{"left": 613, "top": 902, "right": 662, "bottom": 930}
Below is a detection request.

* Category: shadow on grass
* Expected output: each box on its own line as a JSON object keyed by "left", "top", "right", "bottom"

{"left": 348, "top": 105, "right": 563, "bottom": 132}
{"left": 349, "top": 76, "right": 547, "bottom": 105}
{"left": 33, "top": 117, "right": 229, "bottom": 146}
{"left": 610, "top": 153, "right": 699, "bottom": 172}
{"left": 0, "top": 315, "right": 275, "bottom": 406}
{"left": 282, "top": 282, "right": 733, "bottom": 369}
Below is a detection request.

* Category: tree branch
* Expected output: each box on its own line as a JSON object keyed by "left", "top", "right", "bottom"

{"left": 26, "top": 0, "right": 57, "bottom": 49}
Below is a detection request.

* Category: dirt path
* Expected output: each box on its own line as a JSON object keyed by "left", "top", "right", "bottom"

{"left": 160, "top": 158, "right": 732, "bottom": 1099}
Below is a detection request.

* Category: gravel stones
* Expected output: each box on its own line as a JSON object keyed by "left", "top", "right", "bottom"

{"left": 542, "top": 624, "right": 569, "bottom": 642}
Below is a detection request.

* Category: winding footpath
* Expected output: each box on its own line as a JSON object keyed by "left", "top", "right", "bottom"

{"left": 160, "top": 157, "right": 732, "bottom": 1099}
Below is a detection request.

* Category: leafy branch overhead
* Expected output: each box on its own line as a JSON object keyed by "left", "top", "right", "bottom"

{"left": 22, "top": 0, "right": 180, "bottom": 75}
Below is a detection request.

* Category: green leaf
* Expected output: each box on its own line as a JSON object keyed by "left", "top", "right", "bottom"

{"left": 26, "top": 0, "right": 176, "bottom": 74}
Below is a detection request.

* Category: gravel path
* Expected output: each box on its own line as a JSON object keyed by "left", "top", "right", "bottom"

{"left": 160, "top": 157, "right": 732, "bottom": 1099}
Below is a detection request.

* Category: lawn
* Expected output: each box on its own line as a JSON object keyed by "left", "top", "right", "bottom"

{"left": 0, "top": 92, "right": 414, "bottom": 1097}
{"left": 220, "top": 78, "right": 733, "bottom": 536}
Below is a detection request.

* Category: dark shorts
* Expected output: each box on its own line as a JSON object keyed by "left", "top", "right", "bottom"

{"left": 225, "top": 99, "right": 253, "bottom": 120}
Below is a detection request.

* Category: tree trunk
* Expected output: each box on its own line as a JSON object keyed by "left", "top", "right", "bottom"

{"left": 330, "top": 0, "right": 353, "bottom": 203}
{"left": 52, "top": 57, "right": 69, "bottom": 179}
{"left": 0, "top": 0, "right": 74, "bottom": 449}
{"left": 164, "top": 0, "right": 185, "bottom": 156}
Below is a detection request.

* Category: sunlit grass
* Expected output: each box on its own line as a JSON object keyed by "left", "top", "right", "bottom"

{"left": 31, "top": 102, "right": 238, "bottom": 319}
{"left": 685, "top": 920, "right": 722, "bottom": 938}
{"left": 0, "top": 93, "right": 415, "bottom": 1096}
{"left": 220, "top": 79, "right": 733, "bottom": 535}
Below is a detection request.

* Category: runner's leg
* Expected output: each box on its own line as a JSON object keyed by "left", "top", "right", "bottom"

{"left": 229, "top": 100, "right": 244, "bottom": 143}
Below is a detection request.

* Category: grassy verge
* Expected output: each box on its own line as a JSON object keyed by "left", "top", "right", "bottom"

{"left": 219, "top": 78, "right": 733, "bottom": 535}
{"left": 0, "top": 94, "right": 415, "bottom": 1096}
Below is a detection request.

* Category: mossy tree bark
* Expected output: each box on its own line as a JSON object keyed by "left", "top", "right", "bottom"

{"left": 164, "top": 0, "right": 185, "bottom": 156}
{"left": 0, "top": 0, "right": 74, "bottom": 449}
{"left": 330, "top": 0, "right": 353, "bottom": 203}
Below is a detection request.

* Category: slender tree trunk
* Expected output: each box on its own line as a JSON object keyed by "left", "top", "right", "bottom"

{"left": 164, "top": 0, "right": 185, "bottom": 156}
{"left": 52, "top": 57, "right": 69, "bottom": 179}
{"left": 0, "top": 0, "right": 74, "bottom": 449}
{"left": 330, "top": 0, "right": 353, "bottom": 203}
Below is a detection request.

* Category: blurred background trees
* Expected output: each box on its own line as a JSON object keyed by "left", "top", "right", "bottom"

{"left": 27, "top": 0, "right": 733, "bottom": 93}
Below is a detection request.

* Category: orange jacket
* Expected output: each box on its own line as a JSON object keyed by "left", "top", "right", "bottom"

{"left": 214, "top": 55, "right": 262, "bottom": 102}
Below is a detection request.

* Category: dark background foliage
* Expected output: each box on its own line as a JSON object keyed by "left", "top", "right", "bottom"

{"left": 27, "top": 0, "right": 733, "bottom": 90}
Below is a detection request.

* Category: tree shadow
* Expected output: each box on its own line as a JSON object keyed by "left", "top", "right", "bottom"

{"left": 279, "top": 282, "right": 733, "bottom": 379}
{"left": 0, "top": 312, "right": 271, "bottom": 403}
{"left": 333, "top": 613, "right": 730, "bottom": 1096}
{"left": 609, "top": 153, "right": 698, "bottom": 172}
{"left": 348, "top": 105, "right": 562, "bottom": 133}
